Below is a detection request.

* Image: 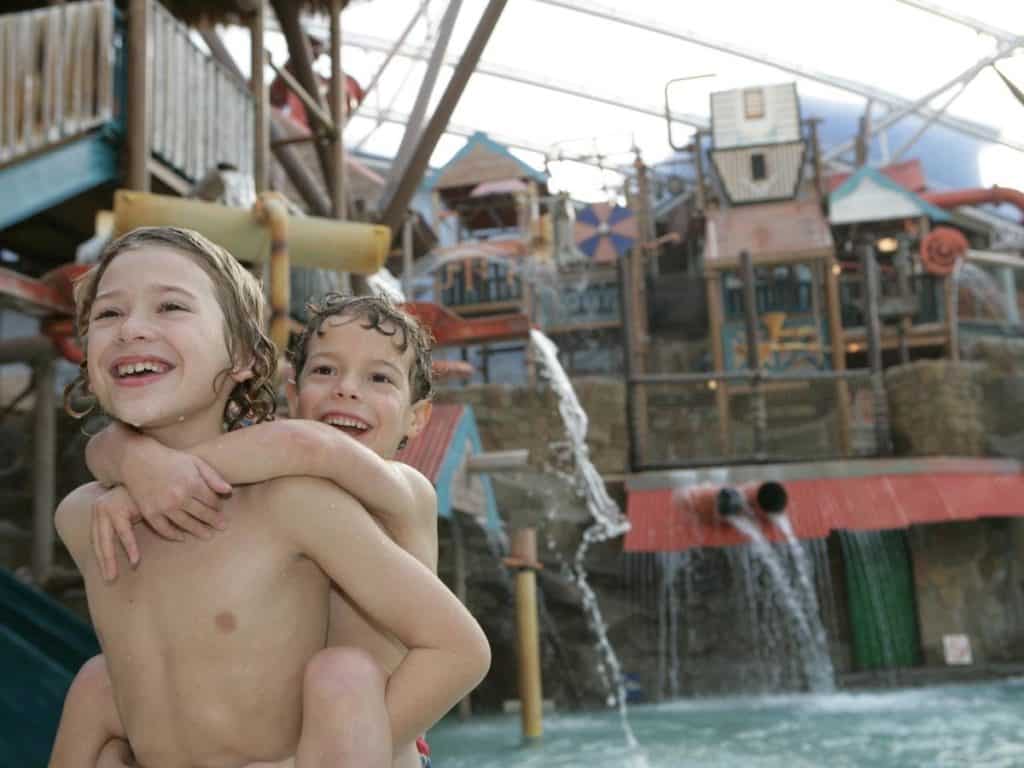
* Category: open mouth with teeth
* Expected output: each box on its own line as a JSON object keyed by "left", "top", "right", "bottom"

{"left": 112, "top": 359, "right": 172, "bottom": 384}
{"left": 322, "top": 414, "right": 371, "bottom": 438}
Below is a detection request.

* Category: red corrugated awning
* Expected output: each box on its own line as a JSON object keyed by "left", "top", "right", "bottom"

{"left": 625, "top": 463, "right": 1024, "bottom": 552}
{"left": 396, "top": 403, "right": 464, "bottom": 483}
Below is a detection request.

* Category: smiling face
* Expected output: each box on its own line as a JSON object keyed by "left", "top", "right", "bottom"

{"left": 287, "top": 314, "right": 432, "bottom": 459}
{"left": 84, "top": 246, "right": 251, "bottom": 448}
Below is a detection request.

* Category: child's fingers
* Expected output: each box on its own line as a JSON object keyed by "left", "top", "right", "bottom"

{"left": 90, "top": 510, "right": 110, "bottom": 582}
{"left": 186, "top": 497, "right": 227, "bottom": 532}
{"left": 189, "top": 475, "right": 223, "bottom": 511}
{"left": 111, "top": 513, "right": 140, "bottom": 567}
{"left": 98, "top": 513, "right": 119, "bottom": 582}
{"left": 168, "top": 507, "right": 213, "bottom": 540}
{"left": 145, "top": 512, "right": 186, "bottom": 542}
{"left": 196, "top": 458, "right": 232, "bottom": 497}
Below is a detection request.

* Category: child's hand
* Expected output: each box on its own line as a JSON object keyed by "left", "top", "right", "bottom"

{"left": 122, "top": 447, "right": 232, "bottom": 542}
{"left": 91, "top": 486, "right": 142, "bottom": 582}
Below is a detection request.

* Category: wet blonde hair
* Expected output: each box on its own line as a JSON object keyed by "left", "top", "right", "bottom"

{"left": 64, "top": 226, "right": 277, "bottom": 430}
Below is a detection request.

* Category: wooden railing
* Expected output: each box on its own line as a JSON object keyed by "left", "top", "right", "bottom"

{"left": 149, "top": 0, "right": 252, "bottom": 182}
{"left": 0, "top": 1, "right": 114, "bottom": 166}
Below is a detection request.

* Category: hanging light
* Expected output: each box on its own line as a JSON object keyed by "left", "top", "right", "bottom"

{"left": 876, "top": 236, "right": 900, "bottom": 254}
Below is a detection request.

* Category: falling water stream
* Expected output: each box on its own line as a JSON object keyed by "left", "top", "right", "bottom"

{"left": 529, "top": 329, "right": 643, "bottom": 753}
{"left": 727, "top": 516, "right": 835, "bottom": 692}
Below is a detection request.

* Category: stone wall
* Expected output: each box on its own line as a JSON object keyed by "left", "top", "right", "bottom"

{"left": 435, "top": 378, "right": 629, "bottom": 476}
{"left": 909, "top": 519, "right": 1024, "bottom": 665}
{"left": 885, "top": 361, "right": 986, "bottom": 457}
{"left": 885, "top": 359, "right": 1024, "bottom": 460}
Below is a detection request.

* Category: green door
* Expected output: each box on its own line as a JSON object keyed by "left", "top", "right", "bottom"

{"left": 840, "top": 529, "right": 921, "bottom": 670}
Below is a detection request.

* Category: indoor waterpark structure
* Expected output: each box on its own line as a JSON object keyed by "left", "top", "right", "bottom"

{"left": 2, "top": 1, "right": 1024, "bottom": 766}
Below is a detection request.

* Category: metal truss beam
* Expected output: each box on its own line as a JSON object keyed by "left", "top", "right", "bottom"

{"left": 534, "top": 0, "right": 1023, "bottom": 152}
{"left": 312, "top": 29, "right": 710, "bottom": 130}
{"left": 352, "top": 105, "right": 626, "bottom": 173}
{"left": 823, "top": 38, "right": 1022, "bottom": 161}
{"left": 893, "top": 0, "right": 1020, "bottom": 45}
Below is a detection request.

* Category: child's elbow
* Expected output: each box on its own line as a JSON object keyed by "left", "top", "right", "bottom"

{"left": 465, "top": 620, "right": 492, "bottom": 688}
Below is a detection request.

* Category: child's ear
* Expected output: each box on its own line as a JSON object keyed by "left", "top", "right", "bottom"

{"left": 405, "top": 399, "right": 432, "bottom": 441}
{"left": 231, "top": 359, "right": 254, "bottom": 384}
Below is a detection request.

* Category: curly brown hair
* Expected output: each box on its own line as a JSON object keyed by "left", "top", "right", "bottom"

{"left": 288, "top": 292, "right": 434, "bottom": 403}
{"left": 64, "top": 226, "right": 277, "bottom": 430}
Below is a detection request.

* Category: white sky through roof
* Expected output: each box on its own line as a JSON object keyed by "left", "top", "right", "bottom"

{"left": 223, "top": 0, "right": 1024, "bottom": 202}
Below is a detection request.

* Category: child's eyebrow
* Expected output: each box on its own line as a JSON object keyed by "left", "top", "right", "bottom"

{"left": 372, "top": 359, "right": 405, "bottom": 376}
{"left": 94, "top": 284, "right": 198, "bottom": 302}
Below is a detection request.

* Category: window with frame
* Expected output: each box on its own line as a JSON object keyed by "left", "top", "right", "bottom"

{"left": 743, "top": 88, "right": 766, "bottom": 119}
{"left": 751, "top": 152, "right": 767, "bottom": 181}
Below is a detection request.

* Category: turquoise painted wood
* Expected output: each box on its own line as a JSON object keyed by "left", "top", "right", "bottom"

{"left": 0, "top": 569, "right": 99, "bottom": 767}
{"left": 0, "top": 132, "right": 119, "bottom": 231}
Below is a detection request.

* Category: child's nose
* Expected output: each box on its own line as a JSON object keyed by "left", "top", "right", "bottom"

{"left": 117, "top": 313, "right": 156, "bottom": 342}
{"left": 333, "top": 375, "right": 361, "bottom": 399}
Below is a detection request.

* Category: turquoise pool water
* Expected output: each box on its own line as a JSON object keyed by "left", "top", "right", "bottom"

{"left": 429, "top": 679, "right": 1024, "bottom": 767}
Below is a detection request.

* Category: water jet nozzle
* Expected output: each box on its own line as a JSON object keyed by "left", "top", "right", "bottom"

{"left": 675, "top": 481, "right": 790, "bottom": 526}
{"left": 716, "top": 487, "right": 747, "bottom": 517}
{"left": 754, "top": 481, "right": 788, "bottom": 516}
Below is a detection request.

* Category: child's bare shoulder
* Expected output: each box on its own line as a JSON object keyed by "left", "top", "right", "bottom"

{"left": 54, "top": 482, "right": 108, "bottom": 557}
{"left": 258, "top": 476, "right": 364, "bottom": 522}
{"left": 393, "top": 462, "right": 436, "bottom": 516}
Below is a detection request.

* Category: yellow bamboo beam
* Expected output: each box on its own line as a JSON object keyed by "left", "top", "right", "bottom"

{"left": 253, "top": 194, "right": 291, "bottom": 351}
{"left": 504, "top": 528, "right": 543, "bottom": 741}
{"left": 112, "top": 190, "right": 389, "bottom": 274}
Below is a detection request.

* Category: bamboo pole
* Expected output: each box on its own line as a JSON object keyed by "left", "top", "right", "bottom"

{"left": 502, "top": 528, "right": 543, "bottom": 741}
{"left": 255, "top": 193, "right": 291, "bottom": 351}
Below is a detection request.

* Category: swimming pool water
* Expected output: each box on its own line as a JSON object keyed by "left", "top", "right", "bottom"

{"left": 429, "top": 679, "right": 1024, "bottom": 767}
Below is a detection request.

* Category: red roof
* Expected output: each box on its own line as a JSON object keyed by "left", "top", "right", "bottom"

{"left": 826, "top": 159, "right": 927, "bottom": 195}
{"left": 403, "top": 302, "right": 531, "bottom": 347}
{"left": 625, "top": 468, "right": 1024, "bottom": 552}
{"left": 395, "top": 403, "right": 464, "bottom": 483}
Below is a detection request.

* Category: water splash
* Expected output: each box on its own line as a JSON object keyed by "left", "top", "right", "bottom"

{"left": 727, "top": 515, "right": 835, "bottom": 692}
{"left": 529, "top": 329, "right": 640, "bottom": 749}
{"left": 656, "top": 552, "right": 687, "bottom": 699}
{"left": 771, "top": 516, "right": 834, "bottom": 685}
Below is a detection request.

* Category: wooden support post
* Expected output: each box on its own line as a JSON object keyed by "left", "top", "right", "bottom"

{"left": 504, "top": 528, "right": 543, "bottom": 741}
{"left": 251, "top": 3, "right": 269, "bottom": 194}
{"left": 127, "top": 0, "right": 150, "bottom": 191}
{"left": 270, "top": 0, "right": 335, "bottom": 193}
{"left": 692, "top": 130, "right": 707, "bottom": 211}
{"left": 449, "top": 513, "right": 472, "bottom": 720}
{"left": 824, "top": 257, "right": 852, "bottom": 457}
{"left": 808, "top": 117, "right": 825, "bottom": 202}
{"left": 31, "top": 356, "right": 56, "bottom": 585}
{"left": 706, "top": 271, "right": 731, "bottom": 456}
{"left": 624, "top": 156, "right": 652, "bottom": 469}
{"left": 329, "top": 0, "right": 354, "bottom": 294}
{"left": 861, "top": 240, "right": 891, "bottom": 456}
{"left": 740, "top": 250, "right": 766, "bottom": 456}
{"left": 402, "top": 213, "right": 414, "bottom": 299}
{"left": 329, "top": 0, "right": 346, "bottom": 218}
